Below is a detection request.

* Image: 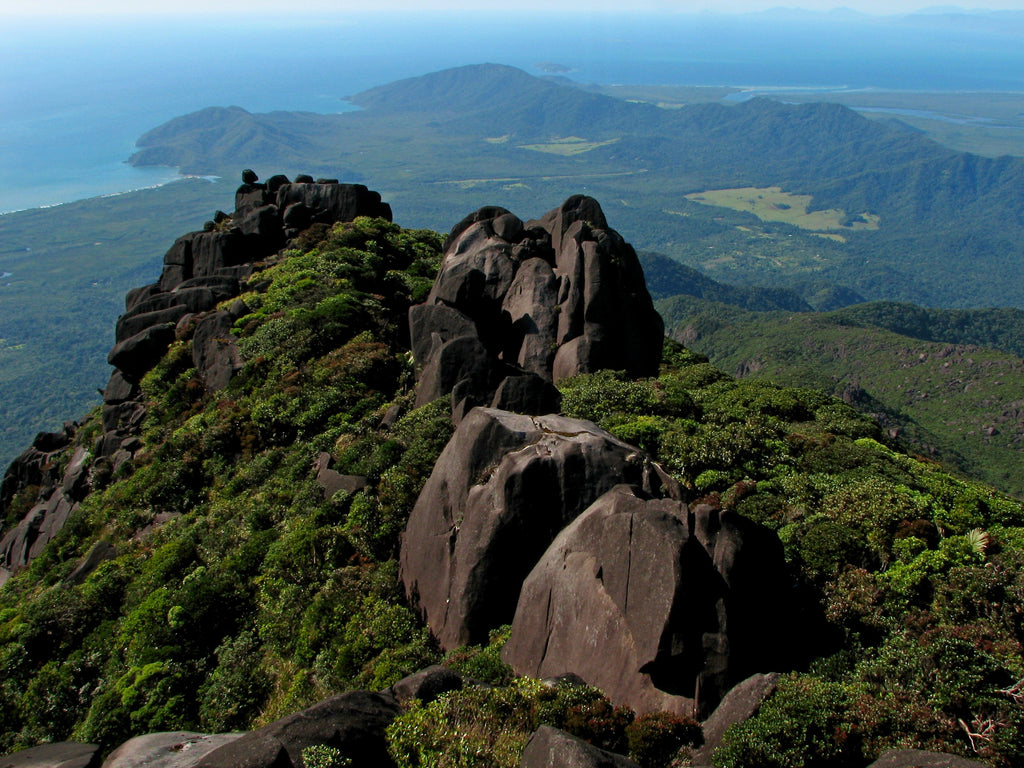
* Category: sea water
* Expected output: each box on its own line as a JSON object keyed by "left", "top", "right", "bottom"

{"left": 3, "top": 9, "right": 1024, "bottom": 214}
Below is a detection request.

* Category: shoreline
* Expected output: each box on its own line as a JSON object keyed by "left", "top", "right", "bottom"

{"left": 0, "top": 174, "right": 221, "bottom": 218}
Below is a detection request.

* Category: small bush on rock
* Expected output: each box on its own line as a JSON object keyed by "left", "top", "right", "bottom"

{"left": 626, "top": 711, "right": 703, "bottom": 768}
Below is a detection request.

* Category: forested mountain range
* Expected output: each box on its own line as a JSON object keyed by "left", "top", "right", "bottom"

{"left": 4, "top": 62, "right": 1024, "bottom": 499}
{"left": 131, "top": 64, "right": 1024, "bottom": 309}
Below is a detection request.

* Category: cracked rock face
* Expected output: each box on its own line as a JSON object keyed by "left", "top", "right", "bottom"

{"left": 502, "top": 485, "right": 790, "bottom": 717}
{"left": 408, "top": 195, "right": 663, "bottom": 422}
{"left": 399, "top": 408, "right": 681, "bottom": 651}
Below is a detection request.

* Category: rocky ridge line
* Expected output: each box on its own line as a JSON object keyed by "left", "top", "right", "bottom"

{"left": 0, "top": 171, "right": 390, "bottom": 586}
{"left": 400, "top": 197, "right": 789, "bottom": 719}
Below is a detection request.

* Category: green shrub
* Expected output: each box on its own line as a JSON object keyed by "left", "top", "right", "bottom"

{"left": 302, "top": 744, "right": 351, "bottom": 768}
{"left": 626, "top": 711, "right": 703, "bottom": 768}
{"left": 559, "top": 370, "right": 659, "bottom": 423}
{"left": 199, "top": 630, "right": 269, "bottom": 732}
{"left": 386, "top": 677, "right": 633, "bottom": 768}
{"left": 713, "top": 675, "right": 860, "bottom": 768}
{"left": 444, "top": 625, "right": 514, "bottom": 686}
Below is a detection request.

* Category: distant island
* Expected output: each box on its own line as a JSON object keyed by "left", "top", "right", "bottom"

{"left": 535, "top": 61, "right": 573, "bottom": 73}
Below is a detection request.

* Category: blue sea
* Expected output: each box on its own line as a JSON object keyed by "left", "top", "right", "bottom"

{"left": 4, "top": 9, "right": 1024, "bottom": 214}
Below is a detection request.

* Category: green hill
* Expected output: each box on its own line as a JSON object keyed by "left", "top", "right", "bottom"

{"left": 127, "top": 65, "right": 1024, "bottom": 310}
{"left": 7, "top": 62, "right": 1024, "bottom": 583}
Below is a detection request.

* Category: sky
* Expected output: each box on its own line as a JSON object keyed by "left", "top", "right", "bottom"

{"left": 3, "top": 0, "right": 1024, "bottom": 16}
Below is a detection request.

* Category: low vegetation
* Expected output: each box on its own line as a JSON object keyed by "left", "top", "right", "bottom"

{"left": 657, "top": 295, "right": 1024, "bottom": 497}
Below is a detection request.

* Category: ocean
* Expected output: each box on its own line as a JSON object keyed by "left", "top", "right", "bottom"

{"left": 3, "top": 9, "right": 1024, "bottom": 214}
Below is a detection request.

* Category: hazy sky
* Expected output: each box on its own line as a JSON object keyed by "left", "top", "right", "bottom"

{"left": 3, "top": 0, "right": 1024, "bottom": 16}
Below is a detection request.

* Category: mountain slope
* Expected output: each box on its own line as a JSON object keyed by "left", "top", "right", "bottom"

{"left": 2, "top": 191, "right": 1024, "bottom": 767}
{"left": 658, "top": 294, "right": 1024, "bottom": 496}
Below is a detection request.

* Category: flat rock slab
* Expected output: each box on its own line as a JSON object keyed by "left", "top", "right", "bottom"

{"left": 866, "top": 750, "right": 994, "bottom": 768}
{"left": 0, "top": 742, "right": 99, "bottom": 768}
{"left": 102, "top": 732, "right": 242, "bottom": 768}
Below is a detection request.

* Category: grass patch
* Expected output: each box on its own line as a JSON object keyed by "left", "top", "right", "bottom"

{"left": 518, "top": 136, "right": 619, "bottom": 156}
{"left": 685, "top": 186, "right": 880, "bottom": 234}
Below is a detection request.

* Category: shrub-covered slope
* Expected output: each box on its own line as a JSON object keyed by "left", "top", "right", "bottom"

{"left": 658, "top": 294, "right": 1024, "bottom": 498}
{"left": 1, "top": 207, "right": 1024, "bottom": 767}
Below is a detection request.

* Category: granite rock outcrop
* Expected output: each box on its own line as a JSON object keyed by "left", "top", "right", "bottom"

{"left": 402, "top": 196, "right": 790, "bottom": 721}
{"left": 408, "top": 196, "right": 663, "bottom": 423}
{"left": 399, "top": 407, "right": 681, "bottom": 650}
{"left": 0, "top": 172, "right": 391, "bottom": 585}
{"left": 502, "top": 486, "right": 789, "bottom": 716}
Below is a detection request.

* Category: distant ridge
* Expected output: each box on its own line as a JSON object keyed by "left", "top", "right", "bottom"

{"left": 350, "top": 63, "right": 663, "bottom": 138}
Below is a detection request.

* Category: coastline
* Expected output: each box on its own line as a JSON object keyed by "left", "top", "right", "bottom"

{"left": 0, "top": 173, "right": 219, "bottom": 217}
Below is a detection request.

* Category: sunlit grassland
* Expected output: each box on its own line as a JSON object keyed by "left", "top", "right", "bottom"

{"left": 517, "top": 136, "right": 620, "bottom": 155}
{"left": 684, "top": 187, "right": 880, "bottom": 237}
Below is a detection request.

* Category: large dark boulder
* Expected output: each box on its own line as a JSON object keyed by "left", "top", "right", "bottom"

{"left": 400, "top": 407, "right": 680, "bottom": 651}
{"left": 503, "top": 485, "right": 789, "bottom": 717}
{"left": 107, "top": 323, "right": 178, "bottom": 378}
{"left": 0, "top": 488, "right": 79, "bottom": 584}
{"left": 196, "top": 691, "right": 399, "bottom": 768}
{"left": 125, "top": 287, "right": 221, "bottom": 319}
{"left": 275, "top": 182, "right": 392, "bottom": 234}
{"left": 519, "top": 726, "right": 639, "bottom": 768}
{"left": 115, "top": 305, "right": 190, "bottom": 343}
{"left": 408, "top": 196, "right": 662, "bottom": 421}
{"left": 386, "top": 665, "right": 464, "bottom": 705}
{"left": 691, "top": 672, "right": 780, "bottom": 766}
{"left": 192, "top": 311, "right": 243, "bottom": 392}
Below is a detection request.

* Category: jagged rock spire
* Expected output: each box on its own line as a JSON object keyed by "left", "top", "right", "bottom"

{"left": 409, "top": 195, "right": 664, "bottom": 423}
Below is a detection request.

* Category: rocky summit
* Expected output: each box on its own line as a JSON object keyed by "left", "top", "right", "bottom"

{"left": 408, "top": 195, "right": 664, "bottom": 423}
{"left": 402, "top": 196, "right": 789, "bottom": 718}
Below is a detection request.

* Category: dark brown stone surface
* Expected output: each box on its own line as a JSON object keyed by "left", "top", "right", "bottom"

{"left": 101, "top": 732, "right": 241, "bottom": 768}
{"left": 866, "top": 750, "right": 994, "bottom": 768}
{"left": 503, "top": 486, "right": 789, "bottom": 717}
{"left": 197, "top": 691, "right": 399, "bottom": 768}
{"left": 691, "top": 672, "right": 780, "bottom": 766}
{"left": 0, "top": 741, "right": 99, "bottom": 768}
{"left": 400, "top": 407, "right": 681, "bottom": 651}
{"left": 519, "top": 726, "right": 639, "bottom": 768}
{"left": 408, "top": 196, "right": 662, "bottom": 421}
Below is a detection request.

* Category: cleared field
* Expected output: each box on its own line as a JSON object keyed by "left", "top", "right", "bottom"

{"left": 518, "top": 136, "right": 619, "bottom": 155}
{"left": 685, "top": 186, "right": 880, "bottom": 234}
